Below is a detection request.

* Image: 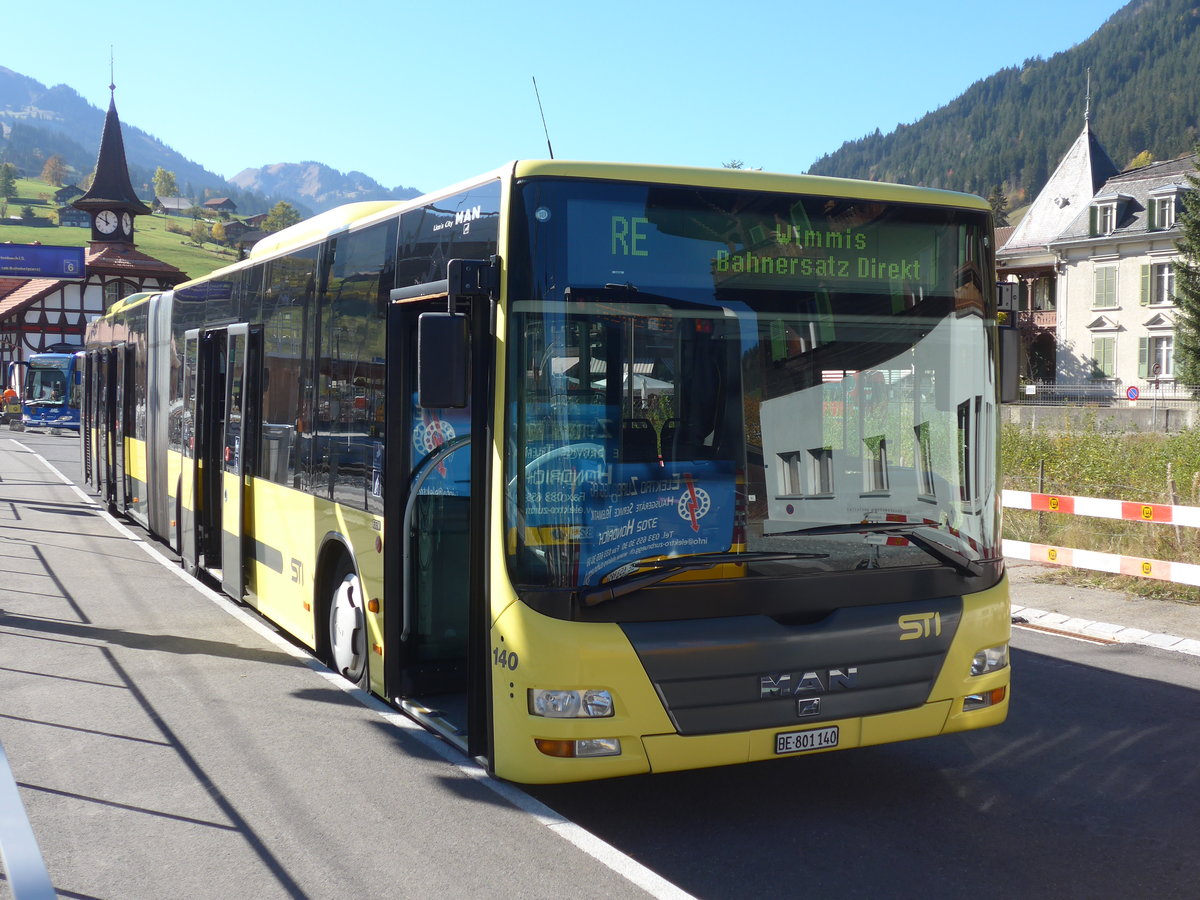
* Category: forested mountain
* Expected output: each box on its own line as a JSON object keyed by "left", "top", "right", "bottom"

{"left": 808, "top": 0, "right": 1200, "bottom": 204}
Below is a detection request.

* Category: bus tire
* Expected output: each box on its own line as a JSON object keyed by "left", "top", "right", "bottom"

{"left": 326, "top": 554, "right": 369, "bottom": 689}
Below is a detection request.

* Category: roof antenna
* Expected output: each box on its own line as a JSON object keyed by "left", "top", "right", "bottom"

{"left": 532, "top": 76, "right": 555, "bottom": 159}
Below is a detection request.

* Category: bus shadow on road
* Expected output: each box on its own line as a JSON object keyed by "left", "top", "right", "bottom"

{"left": 519, "top": 644, "right": 1200, "bottom": 899}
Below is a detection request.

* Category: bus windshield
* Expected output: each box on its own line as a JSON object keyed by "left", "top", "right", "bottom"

{"left": 25, "top": 358, "right": 70, "bottom": 405}
{"left": 505, "top": 177, "right": 1000, "bottom": 597}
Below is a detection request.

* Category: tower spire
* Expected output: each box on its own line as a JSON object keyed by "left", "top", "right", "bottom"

{"left": 1085, "top": 68, "right": 1092, "bottom": 125}
{"left": 73, "top": 77, "right": 151, "bottom": 246}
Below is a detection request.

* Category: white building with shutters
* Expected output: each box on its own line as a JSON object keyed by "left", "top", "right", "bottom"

{"left": 1048, "top": 153, "right": 1195, "bottom": 389}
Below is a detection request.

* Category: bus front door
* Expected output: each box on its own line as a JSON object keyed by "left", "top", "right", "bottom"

{"left": 386, "top": 298, "right": 488, "bottom": 758}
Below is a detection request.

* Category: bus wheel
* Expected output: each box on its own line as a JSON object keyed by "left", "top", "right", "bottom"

{"left": 328, "top": 558, "right": 368, "bottom": 688}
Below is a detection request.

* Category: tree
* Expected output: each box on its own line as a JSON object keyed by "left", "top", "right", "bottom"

{"left": 153, "top": 167, "right": 180, "bottom": 198}
{"left": 190, "top": 219, "right": 210, "bottom": 245}
{"left": 987, "top": 185, "right": 1010, "bottom": 226}
{"left": 40, "top": 154, "right": 68, "bottom": 186}
{"left": 210, "top": 221, "right": 227, "bottom": 245}
{"left": 0, "top": 162, "right": 16, "bottom": 199}
{"left": 1126, "top": 150, "right": 1155, "bottom": 170}
{"left": 263, "top": 200, "right": 302, "bottom": 233}
{"left": 1173, "top": 149, "right": 1200, "bottom": 385}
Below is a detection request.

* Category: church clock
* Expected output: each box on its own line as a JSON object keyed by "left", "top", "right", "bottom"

{"left": 95, "top": 210, "right": 120, "bottom": 234}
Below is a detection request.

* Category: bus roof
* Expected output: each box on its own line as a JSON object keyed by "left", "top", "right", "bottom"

{"left": 509, "top": 160, "right": 990, "bottom": 211}
{"left": 105, "top": 291, "right": 158, "bottom": 316}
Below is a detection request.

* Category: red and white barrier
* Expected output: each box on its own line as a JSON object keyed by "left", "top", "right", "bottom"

{"left": 1002, "top": 489, "right": 1200, "bottom": 586}
{"left": 1002, "top": 489, "right": 1200, "bottom": 527}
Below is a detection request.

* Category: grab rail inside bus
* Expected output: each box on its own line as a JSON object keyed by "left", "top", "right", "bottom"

{"left": 0, "top": 739, "right": 56, "bottom": 899}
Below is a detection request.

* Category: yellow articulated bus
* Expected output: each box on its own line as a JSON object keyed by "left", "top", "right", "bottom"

{"left": 82, "top": 161, "right": 1011, "bottom": 783}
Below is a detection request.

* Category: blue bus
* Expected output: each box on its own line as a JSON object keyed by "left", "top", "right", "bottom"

{"left": 18, "top": 344, "right": 82, "bottom": 431}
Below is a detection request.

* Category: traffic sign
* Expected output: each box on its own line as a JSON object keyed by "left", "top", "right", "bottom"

{"left": 1127, "top": 386, "right": 1140, "bottom": 401}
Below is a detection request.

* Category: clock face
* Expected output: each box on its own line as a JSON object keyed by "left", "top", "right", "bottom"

{"left": 95, "top": 210, "right": 119, "bottom": 234}
{"left": 121, "top": 212, "right": 132, "bottom": 234}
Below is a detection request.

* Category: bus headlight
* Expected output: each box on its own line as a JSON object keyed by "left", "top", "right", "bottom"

{"left": 528, "top": 688, "right": 614, "bottom": 718}
{"left": 970, "top": 643, "right": 1009, "bottom": 676}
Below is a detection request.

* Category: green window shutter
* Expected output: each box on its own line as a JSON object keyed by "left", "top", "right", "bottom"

{"left": 1089, "top": 206, "right": 1097, "bottom": 237}
{"left": 1138, "top": 337, "right": 1150, "bottom": 379}
{"left": 1148, "top": 200, "right": 1156, "bottom": 231}
{"left": 1141, "top": 264, "right": 1151, "bottom": 305}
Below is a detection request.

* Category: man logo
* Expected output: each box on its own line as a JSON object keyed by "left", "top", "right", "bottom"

{"left": 760, "top": 668, "right": 859, "bottom": 698}
{"left": 898, "top": 612, "right": 941, "bottom": 640}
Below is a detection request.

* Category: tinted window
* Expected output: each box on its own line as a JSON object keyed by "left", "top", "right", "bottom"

{"left": 259, "top": 249, "right": 317, "bottom": 487}
{"left": 396, "top": 180, "right": 500, "bottom": 288}
{"left": 314, "top": 220, "right": 396, "bottom": 512}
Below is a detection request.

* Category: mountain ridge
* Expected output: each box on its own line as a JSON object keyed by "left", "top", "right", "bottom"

{"left": 0, "top": 66, "right": 423, "bottom": 216}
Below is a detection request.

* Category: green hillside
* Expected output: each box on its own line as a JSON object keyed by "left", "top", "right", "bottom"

{"left": 808, "top": 0, "right": 1200, "bottom": 204}
{"left": 2, "top": 177, "right": 235, "bottom": 281}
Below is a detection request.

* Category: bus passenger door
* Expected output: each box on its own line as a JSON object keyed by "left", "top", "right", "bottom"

{"left": 113, "top": 343, "right": 128, "bottom": 510}
{"left": 386, "top": 298, "right": 487, "bottom": 756}
{"left": 81, "top": 352, "right": 96, "bottom": 488}
{"left": 220, "top": 325, "right": 260, "bottom": 601}
{"left": 191, "top": 328, "right": 228, "bottom": 580}
{"left": 179, "top": 330, "right": 200, "bottom": 573}
{"left": 101, "top": 349, "right": 117, "bottom": 508}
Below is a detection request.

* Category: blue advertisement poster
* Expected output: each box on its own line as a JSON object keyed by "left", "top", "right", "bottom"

{"left": 579, "top": 460, "right": 735, "bottom": 585}
{"left": 411, "top": 400, "right": 471, "bottom": 496}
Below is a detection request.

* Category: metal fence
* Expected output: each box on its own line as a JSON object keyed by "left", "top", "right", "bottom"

{"left": 1013, "top": 381, "right": 1200, "bottom": 407}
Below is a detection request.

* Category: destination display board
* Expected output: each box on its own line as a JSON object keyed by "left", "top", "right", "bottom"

{"left": 0, "top": 244, "right": 85, "bottom": 278}
{"left": 565, "top": 195, "right": 946, "bottom": 296}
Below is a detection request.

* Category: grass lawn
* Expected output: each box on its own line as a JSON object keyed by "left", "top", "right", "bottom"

{"left": 2, "top": 177, "right": 236, "bottom": 281}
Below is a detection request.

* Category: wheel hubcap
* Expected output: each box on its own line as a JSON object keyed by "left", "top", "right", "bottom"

{"left": 330, "top": 573, "right": 365, "bottom": 680}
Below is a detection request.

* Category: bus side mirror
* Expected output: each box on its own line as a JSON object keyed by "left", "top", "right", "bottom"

{"left": 418, "top": 312, "right": 469, "bottom": 408}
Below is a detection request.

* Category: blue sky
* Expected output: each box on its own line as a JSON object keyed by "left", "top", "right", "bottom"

{"left": 5, "top": 0, "right": 1126, "bottom": 194}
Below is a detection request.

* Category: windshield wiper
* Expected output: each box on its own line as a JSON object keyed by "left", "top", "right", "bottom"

{"left": 770, "top": 522, "right": 985, "bottom": 578}
{"left": 579, "top": 551, "right": 828, "bottom": 607}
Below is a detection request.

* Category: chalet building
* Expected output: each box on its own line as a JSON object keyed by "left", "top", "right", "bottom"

{"left": 203, "top": 197, "right": 237, "bottom": 213}
{"left": 54, "top": 184, "right": 85, "bottom": 205}
{"left": 0, "top": 87, "right": 186, "bottom": 371}
{"left": 57, "top": 208, "right": 91, "bottom": 227}
{"left": 153, "top": 196, "right": 194, "bottom": 216}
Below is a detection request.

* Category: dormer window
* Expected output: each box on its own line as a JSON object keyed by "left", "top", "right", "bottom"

{"left": 1090, "top": 193, "right": 1133, "bottom": 237}
{"left": 1148, "top": 184, "right": 1186, "bottom": 231}
{"left": 1151, "top": 197, "right": 1175, "bottom": 230}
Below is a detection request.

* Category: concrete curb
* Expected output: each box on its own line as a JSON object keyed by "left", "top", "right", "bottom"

{"left": 1011, "top": 603, "right": 1200, "bottom": 656}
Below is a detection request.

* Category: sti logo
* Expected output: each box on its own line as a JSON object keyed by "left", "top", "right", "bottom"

{"left": 898, "top": 612, "right": 942, "bottom": 641}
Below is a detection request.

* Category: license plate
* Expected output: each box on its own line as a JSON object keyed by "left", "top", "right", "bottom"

{"left": 775, "top": 725, "right": 839, "bottom": 755}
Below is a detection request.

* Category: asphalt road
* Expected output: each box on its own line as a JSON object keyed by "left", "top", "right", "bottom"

{"left": 5, "top": 429, "right": 1199, "bottom": 899}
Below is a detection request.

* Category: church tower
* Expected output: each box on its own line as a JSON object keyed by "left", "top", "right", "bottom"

{"left": 72, "top": 82, "right": 152, "bottom": 247}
